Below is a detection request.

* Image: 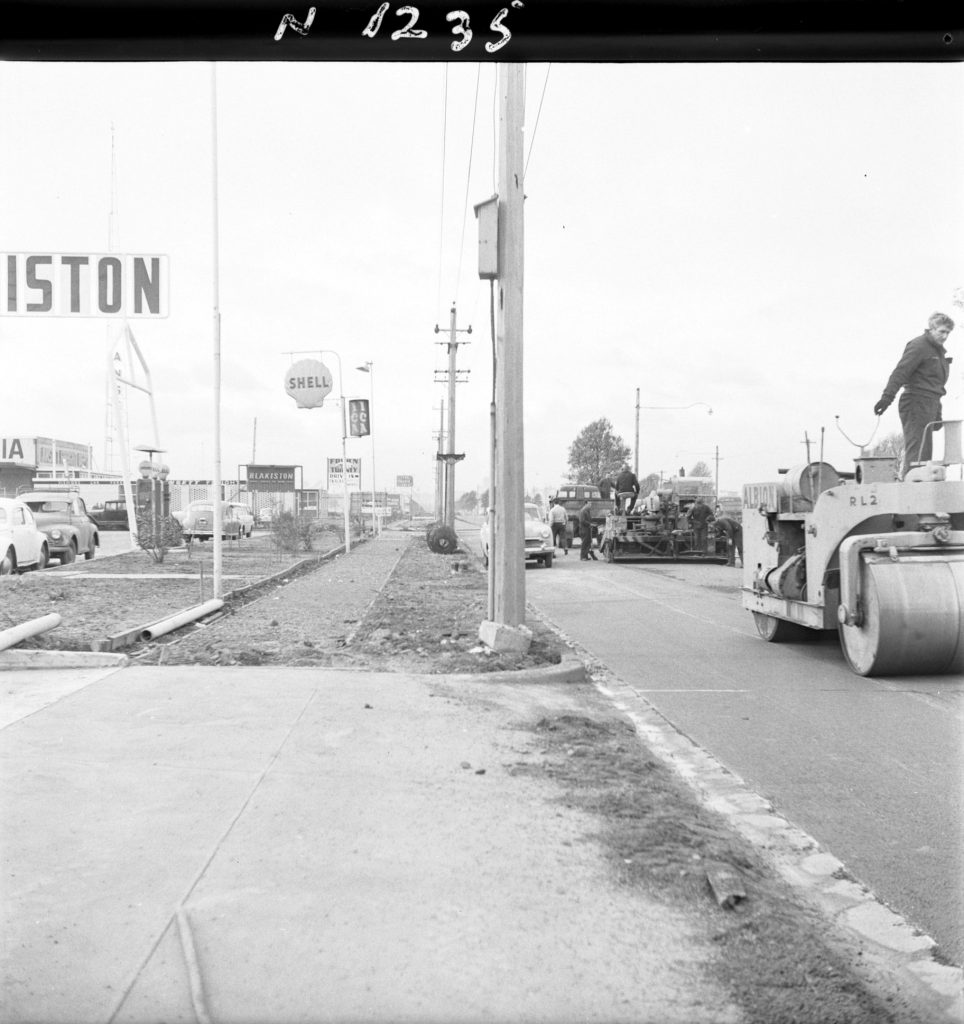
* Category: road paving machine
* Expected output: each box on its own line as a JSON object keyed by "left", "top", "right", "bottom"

{"left": 742, "top": 421, "right": 964, "bottom": 676}
{"left": 599, "top": 476, "right": 728, "bottom": 562}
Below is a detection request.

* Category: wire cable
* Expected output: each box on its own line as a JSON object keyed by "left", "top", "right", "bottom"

{"left": 436, "top": 65, "right": 449, "bottom": 319}
{"left": 835, "top": 414, "right": 880, "bottom": 450}
{"left": 524, "top": 64, "right": 551, "bottom": 180}
{"left": 453, "top": 63, "right": 482, "bottom": 309}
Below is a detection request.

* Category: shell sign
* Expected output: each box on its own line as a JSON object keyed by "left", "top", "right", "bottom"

{"left": 285, "top": 359, "right": 333, "bottom": 409}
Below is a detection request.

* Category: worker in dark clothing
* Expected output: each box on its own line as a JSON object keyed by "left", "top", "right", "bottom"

{"left": 578, "top": 501, "right": 598, "bottom": 560}
{"left": 874, "top": 312, "right": 954, "bottom": 477}
{"left": 597, "top": 475, "right": 615, "bottom": 501}
{"left": 714, "top": 514, "right": 743, "bottom": 567}
{"left": 688, "top": 497, "right": 714, "bottom": 555}
{"left": 614, "top": 464, "right": 640, "bottom": 513}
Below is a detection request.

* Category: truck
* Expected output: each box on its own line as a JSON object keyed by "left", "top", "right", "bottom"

{"left": 741, "top": 430, "right": 964, "bottom": 676}
{"left": 88, "top": 499, "right": 130, "bottom": 531}
{"left": 599, "top": 475, "right": 728, "bottom": 562}
{"left": 550, "top": 483, "right": 612, "bottom": 549}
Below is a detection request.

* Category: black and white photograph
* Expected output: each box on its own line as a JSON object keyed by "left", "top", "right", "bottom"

{"left": 1, "top": 16, "right": 962, "bottom": 1024}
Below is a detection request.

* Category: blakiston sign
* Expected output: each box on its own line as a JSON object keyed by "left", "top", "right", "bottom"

{"left": 246, "top": 464, "right": 296, "bottom": 492}
{"left": 1, "top": 253, "right": 169, "bottom": 317}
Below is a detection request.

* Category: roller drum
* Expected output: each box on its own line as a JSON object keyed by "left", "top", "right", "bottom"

{"left": 838, "top": 555, "right": 964, "bottom": 676}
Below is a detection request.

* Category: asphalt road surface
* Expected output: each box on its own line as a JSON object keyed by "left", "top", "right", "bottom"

{"left": 524, "top": 539, "right": 964, "bottom": 968}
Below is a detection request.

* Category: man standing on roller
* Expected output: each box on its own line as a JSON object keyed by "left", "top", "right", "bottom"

{"left": 874, "top": 312, "right": 954, "bottom": 477}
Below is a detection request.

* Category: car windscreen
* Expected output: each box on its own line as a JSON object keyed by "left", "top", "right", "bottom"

{"left": 27, "top": 501, "right": 70, "bottom": 513}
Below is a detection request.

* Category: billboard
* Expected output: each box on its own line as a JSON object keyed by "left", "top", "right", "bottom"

{"left": 1, "top": 253, "right": 169, "bottom": 317}
{"left": 327, "top": 457, "right": 361, "bottom": 488}
{"left": 246, "top": 464, "right": 296, "bottom": 492}
{"left": 1, "top": 436, "right": 91, "bottom": 471}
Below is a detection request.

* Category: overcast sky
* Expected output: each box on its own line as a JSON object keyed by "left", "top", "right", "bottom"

{"left": 2, "top": 60, "right": 962, "bottom": 504}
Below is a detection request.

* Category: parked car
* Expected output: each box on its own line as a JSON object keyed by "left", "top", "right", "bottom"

{"left": 18, "top": 491, "right": 99, "bottom": 564}
{"left": 180, "top": 500, "right": 244, "bottom": 542}
{"left": 228, "top": 502, "right": 255, "bottom": 538}
{"left": 88, "top": 499, "right": 130, "bottom": 531}
{"left": 0, "top": 497, "right": 50, "bottom": 575}
{"left": 480, "top": 502, "right": 554, "bottom": 569}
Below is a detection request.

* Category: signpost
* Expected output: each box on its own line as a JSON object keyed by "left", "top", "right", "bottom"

{"left": 284, "top": 349, "right": 351, "bottom": 552}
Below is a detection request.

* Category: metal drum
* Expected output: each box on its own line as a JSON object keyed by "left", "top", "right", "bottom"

{"left": 782, "top": 463, "right": 842, "bottom": 506}
{"left": 838, "top": 552, "right": 964, "bottom": 676}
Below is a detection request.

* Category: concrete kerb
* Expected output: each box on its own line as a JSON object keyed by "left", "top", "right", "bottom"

{"left": 1, "top": 531, "right": 591, "bottom": 687}
{"left": 0, "top": 537, "right": 365, "bottom": 671}
{"left": 531, "top": 605, "right": 964, "bottom": 1024}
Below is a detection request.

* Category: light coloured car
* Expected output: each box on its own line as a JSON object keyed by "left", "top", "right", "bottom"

{"left": 480, "top": 502, "right": 554, "bottom": 569}
{"left": 19, "top": 491, "right": 99, "bottom": 564}
{"left": 0, "top": 497, "right": 50, "bottom": 575}
{"left": 228, "top": 502, "right": 255, "bottom": 538}
{"left": 180, "top": 500, "right": 243, "bottom": 542}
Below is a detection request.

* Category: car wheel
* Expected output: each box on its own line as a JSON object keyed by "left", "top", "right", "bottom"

{"left": 544, "top": 553, "right": 554, "bottom": 568}
{"left": 1, "top": 547, "right": 15, "bottom": 575}
{"left": 85, "top": 537, "right": 97, "bottom": 560}
{"left": 36, "top": 544, "right": 49, "bottom": 571}
{"left": 60, "top": 541, "right": 77, "bottom": 565}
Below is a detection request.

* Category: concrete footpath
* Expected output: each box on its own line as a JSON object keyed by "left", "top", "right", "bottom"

{"left": 1, "top": 528, "right": 740, "bottom": 1023}
{"left": 2, "top": 527, "right": 958, "bottom": 1024}
{"left": 1, "top": 663, "right": 744, "bottom": 1024}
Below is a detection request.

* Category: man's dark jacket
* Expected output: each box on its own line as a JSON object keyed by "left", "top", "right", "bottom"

{"left": 615, "top": 469, "right": 639, "bottom": 494}
{"left": 879, "top": 333, "right": 951, "bottom": 407}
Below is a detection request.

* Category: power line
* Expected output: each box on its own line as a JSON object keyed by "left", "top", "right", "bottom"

{"left": 524, "top": 64, "right": 551, "bottom": 180}
{"left": 454, "top": 64, "right": 482, "bottom": 308}
{"left": 435, "top": 65, "right": 449, "bottom": 317}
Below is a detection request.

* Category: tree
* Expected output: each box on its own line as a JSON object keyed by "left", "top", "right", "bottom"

{"left": 639, "top": 472, "right": 660, "bottom": 497}
{"left": 871, "top": 431, "right": 903, "bottom": 475}
{"left": 567, "top": 419, "right": 632, "bottom": 484}
{"left": 457, "top": 490, "right": 478, "bottom": 511}
{"left": 690, "top": 460, "right": 712, "bottom": 478}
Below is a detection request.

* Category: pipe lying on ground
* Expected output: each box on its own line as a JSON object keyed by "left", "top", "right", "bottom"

{"left": 139, "top": 599, "right": 224, "bottom": 642}
{"left": 0, "top": 613, "right": 62, "bottom": 651}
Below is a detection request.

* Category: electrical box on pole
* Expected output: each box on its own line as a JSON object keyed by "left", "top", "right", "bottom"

{"left": 474, "top": 195, "right": 499, "bottom": 280}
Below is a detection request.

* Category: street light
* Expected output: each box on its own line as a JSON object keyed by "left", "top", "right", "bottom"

{"left": 356, "top": 361, "right": 377, "bottom": 537}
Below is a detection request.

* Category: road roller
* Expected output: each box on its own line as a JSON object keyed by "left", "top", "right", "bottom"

{"left": 741, "top": 423, "right": 964, "bottom": 676}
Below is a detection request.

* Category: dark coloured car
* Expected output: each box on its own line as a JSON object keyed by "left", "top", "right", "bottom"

{"left": 18, "top": 491, "right": 99, "bottom": 564}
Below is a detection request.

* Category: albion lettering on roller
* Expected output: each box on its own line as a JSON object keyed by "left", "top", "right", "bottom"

{"left": 1, "top": 253, "right": 168, "bottom": 318}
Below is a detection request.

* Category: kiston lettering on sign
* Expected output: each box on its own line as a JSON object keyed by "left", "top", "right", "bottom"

{"left": 1, "top": 253, "right": 169, "bottom": 318}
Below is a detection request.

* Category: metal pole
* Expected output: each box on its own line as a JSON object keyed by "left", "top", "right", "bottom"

{"left": 340, "top": 395, "right": 351, "bottom": 553}
{"left": 320, "top": 349, "right": 350, "bottom": 554}
{"left": 435, "top": 401, "right": 444, "bottom": 521}
{"left": 634, "top": 387, "right": 640, "bottom": 477}
{"left": 210, "top": 63, "right": 223, "bottom": 598}
{"left": 369, "top": 364, "right": 377, "bottom": 536}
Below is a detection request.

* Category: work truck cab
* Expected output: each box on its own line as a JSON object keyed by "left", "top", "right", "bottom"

{"left": 550, "top": 483, "right": 611, "bottom": 546}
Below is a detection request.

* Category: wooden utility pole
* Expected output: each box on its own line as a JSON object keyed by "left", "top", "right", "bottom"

{"left": 493, "top": 63, "right": 526, "bottom": 627}
{"left": 434, "top": 307, "right": 470, "bottom": 528}
{"left": 434, "top": 401, "right": 445, "bottom": 522}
